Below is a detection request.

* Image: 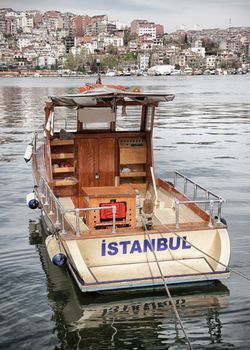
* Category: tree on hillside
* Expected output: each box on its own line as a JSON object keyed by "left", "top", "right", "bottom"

{"left": 202, "top": 38, "right": 219, "bottom": 55}
{"left": 64, "top": 52, "right": 75, "bottom": 70}
{"left": 101, "top": 54, "right": 119, "bottom": 70}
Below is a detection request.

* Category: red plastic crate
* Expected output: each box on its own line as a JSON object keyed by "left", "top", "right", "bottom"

{"left": 100, "top": 201, "right": 126, "bottom": 220}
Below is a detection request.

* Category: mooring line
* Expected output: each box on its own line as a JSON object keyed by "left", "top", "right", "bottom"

{"left": 142, "top": 220, "right": 193, "bottom": 350}
{"left": 171, "top": 231, "right": 250, "bottom": 282}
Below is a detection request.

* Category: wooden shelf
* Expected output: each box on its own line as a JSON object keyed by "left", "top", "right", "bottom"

{"left": 120, "top": 171, "right": 146, "bottom": 178}
{"left": 51, "top": 153, "right": 74, "bottom": 160}
{"left": 51, "top": 139, "right": 74, "bottom": 146}
{"left": 53, "top": 179, "right": 78, "bottom": 187}
{"left": 52, "top": 166, "right": 74, "bottom": 174}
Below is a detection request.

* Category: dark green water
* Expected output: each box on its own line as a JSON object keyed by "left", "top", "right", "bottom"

{"left": 0, "top": 75, "right": 250, "bottom": 349}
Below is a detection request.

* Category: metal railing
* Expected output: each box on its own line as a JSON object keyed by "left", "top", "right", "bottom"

{"left": 173, "top": 171, "right": 225, "bottom": 229}
{"left": 36, "top": 176, "right": 117, "bottom": 236}
{"left": 175, "top": 199, "right": 223, "bottom": 229}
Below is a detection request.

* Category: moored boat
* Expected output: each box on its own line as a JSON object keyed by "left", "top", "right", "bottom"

{"left": 26, "top": 82, "right": 231, "bottom": 293}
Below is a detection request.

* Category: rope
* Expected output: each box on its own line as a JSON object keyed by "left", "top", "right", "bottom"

{"left": 142, "top": 218, "right": 193, "bottom": 350}
{"left": 172, "top": 231, "right": 250, "bottom": 282}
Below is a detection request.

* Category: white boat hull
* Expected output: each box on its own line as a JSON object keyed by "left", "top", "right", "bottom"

{"left": 58, "top": 228, "right": 230, "bottom": 292}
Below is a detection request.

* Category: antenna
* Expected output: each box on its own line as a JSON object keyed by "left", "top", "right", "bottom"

{"left": 95, "top": 59, "right": 102, "bottom": 84}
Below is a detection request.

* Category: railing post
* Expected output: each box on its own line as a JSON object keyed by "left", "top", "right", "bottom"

{"left": 112, "top": 205, "right": 116, "bottom": 234}
{"left": 40, "top": 178, "right": 46, "bottom": 201}
{"left": 55, "top": 202, "right": 60, "bottom": 227}
{"left": 216, "top": 198, "right": 223, "bottom": 223}
{"left": 175, "top": 200, "right": 180, "bottom": 229}
{"left": 174, "top": 172, "right": 177, "bottom": 187}
{"left": 76, "top": 209, "right": 80, "bottom": 237}
{"left": 61, "top": 210, "right": 66, "bottom": 235}
{"left": 208, "top": 200, "right": 214, "bottom": 227}
{"left": 205, "top": 191, "right": 209, "bottom": 211}
{"left": 184, "top": 178, "right": 187, "bottom": 195}
{"left": 48, "top": 192, "right": 54, "bottom": 216}
{"left": 33, "top": 131, "right": 38, "bottom": 154}
{"left": 193, "top": 183, "right": 197, "bottom": 201}
{"left": 44, "top": 183, "right": 49, "bottom": 206}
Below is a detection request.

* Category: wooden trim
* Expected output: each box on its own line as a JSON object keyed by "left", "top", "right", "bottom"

{"left": 73, "top": 131, "right": 146, "bottom": 139}
{"left": 51, "top": 153, "right": 74, "bottom": 160}
{"left": 51, "top": 139, "right": 74, "bottom": 146}
{"left": 52, "top": 166, "right": 74, "bottom": 173}
{"left": 120, "top": 171, "right": 146, "bottom": 178}
{"left": 53, "top": 179, "right": 78, "bottom": 186}
{"left": 70, "top": 101, "right": 158, "bottom": 108}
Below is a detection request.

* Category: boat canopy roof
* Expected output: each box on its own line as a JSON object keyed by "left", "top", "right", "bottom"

{"left": 49, "top": 87, "right": 175, "bottom": 108}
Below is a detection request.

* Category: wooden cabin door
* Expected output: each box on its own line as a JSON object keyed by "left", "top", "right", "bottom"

{"left": 77, "top": 138, "right": 115, "bottom": 188}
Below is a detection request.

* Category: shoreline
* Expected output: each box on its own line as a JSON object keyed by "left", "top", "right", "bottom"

{"left": 0, "top": 70, "right": 248, "bottom": 78}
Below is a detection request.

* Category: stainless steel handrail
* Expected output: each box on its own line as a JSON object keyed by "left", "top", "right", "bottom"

{"left": 172, "top": 171, "right": 226, "bottom": 228}
{"left": 175, "top": 199, "right": 224, "bottom": 229}
{"left": 37, "top": 177, "right": 117, "bottom": 236}
{"left": 174, "top": 171, "right": 223, "bottom": 201}
{"left": 64, "top": 206, "right": 117, "bottom": 236}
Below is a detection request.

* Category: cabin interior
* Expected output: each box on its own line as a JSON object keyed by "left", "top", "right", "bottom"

{"left": 39, "top": 98, "right": 207, "bottom": 234}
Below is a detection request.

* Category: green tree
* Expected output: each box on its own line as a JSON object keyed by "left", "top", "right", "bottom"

{"left": 64, "top": 51, "right": 75, "bottom": 70}
{"left": 219, "top": 60, "right": 227, "bottom": 69}
{"left": 106, "top": 44, "right": 118, "bottom": 55}
{"left": 202, "top": 38, "right": 219, "bottom": 55}
{"left": 163, "top": 56, "right": 170, "bottom": 64}
{"left": 101, "top": 54, "right": 119, "bottom": 69}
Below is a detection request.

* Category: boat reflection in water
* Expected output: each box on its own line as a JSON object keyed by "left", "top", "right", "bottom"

{"left": 30, "top": 219, "right": 229, "bottom": 349}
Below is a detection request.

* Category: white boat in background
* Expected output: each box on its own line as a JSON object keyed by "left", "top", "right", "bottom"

{"left": 181, "top": 67, "right": 193, "bottom": 76}
{"left": 105, "top": 70, "right": 116, "bottom": 77}
{"left": 170, "top": 69, "right": 181, "bottom": 76}
{"left": 26, "top": 81, "right": 231, "bottom": 293}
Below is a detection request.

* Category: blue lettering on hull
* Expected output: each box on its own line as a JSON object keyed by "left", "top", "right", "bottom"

{"left": 101, "top": 236, "right": 191, "bottom": 256}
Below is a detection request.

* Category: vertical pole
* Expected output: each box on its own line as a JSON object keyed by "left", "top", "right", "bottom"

{"left": 205, "top": 191, "right": 209, "bottom": 211}
{"left": 44, "top": 183, "right": 49, "bottom": 206}
{"left": 112, "top": 206, "right": 117, "bottom": 234}
{"left": 193, "top": 183, "right": 197, "bottom": 201}
{"left": 217, "top": 199, "right": 223, "bottom": 223}
{"left": 55, "top": 202, "right": 60, "bottom": 227}
{"left": 184, "top": 178, "right": 187, "bottom": 195}
{"left": 48, "top": 192, "right": 54, "bottom": 216}
{"left": 150, "top": 166, "right": 158, "bottom": 207}
{"left": 175, "top": 200, "right": 180, "bottom": 229}
{"left": 174, "top": 172, "right": 177, "bottom": 187}
{"left": 208, "top": 200, "right": 214, "bottom": 227}
{"left": 61, "top": 210, "right": 66, "bottom": 235}
{"left": 76, "top": 209, "right": 80, "bottom": 237}
{"left": 33, "top": 131, "right": 38, "bottom": 154}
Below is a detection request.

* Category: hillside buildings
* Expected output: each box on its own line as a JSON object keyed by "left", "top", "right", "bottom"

{"left": 0, "top": 8, "right": 249, "bottom": 74}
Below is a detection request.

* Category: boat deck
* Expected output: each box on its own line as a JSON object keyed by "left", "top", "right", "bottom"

{"left": 57, "top": 186, "right": 205, "bottom": 237}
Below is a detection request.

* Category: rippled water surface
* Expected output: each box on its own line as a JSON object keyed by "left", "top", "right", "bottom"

{"left": 0, "top": 75, "right": 250, "bottom": 349}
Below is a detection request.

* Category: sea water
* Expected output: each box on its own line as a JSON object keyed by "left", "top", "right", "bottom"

{"left": 0, "top": 74, "right": 250, "bottom": 349}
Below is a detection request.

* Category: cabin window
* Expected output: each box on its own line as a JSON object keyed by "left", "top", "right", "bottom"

{"left": 115, "top": 105, "right": 141, "bottom": 131}
{"left": 77, "top": 108, "right": 115, "bottom": 130}
{"left": 53, "top": 108, "right": 77, "bottom": 132}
